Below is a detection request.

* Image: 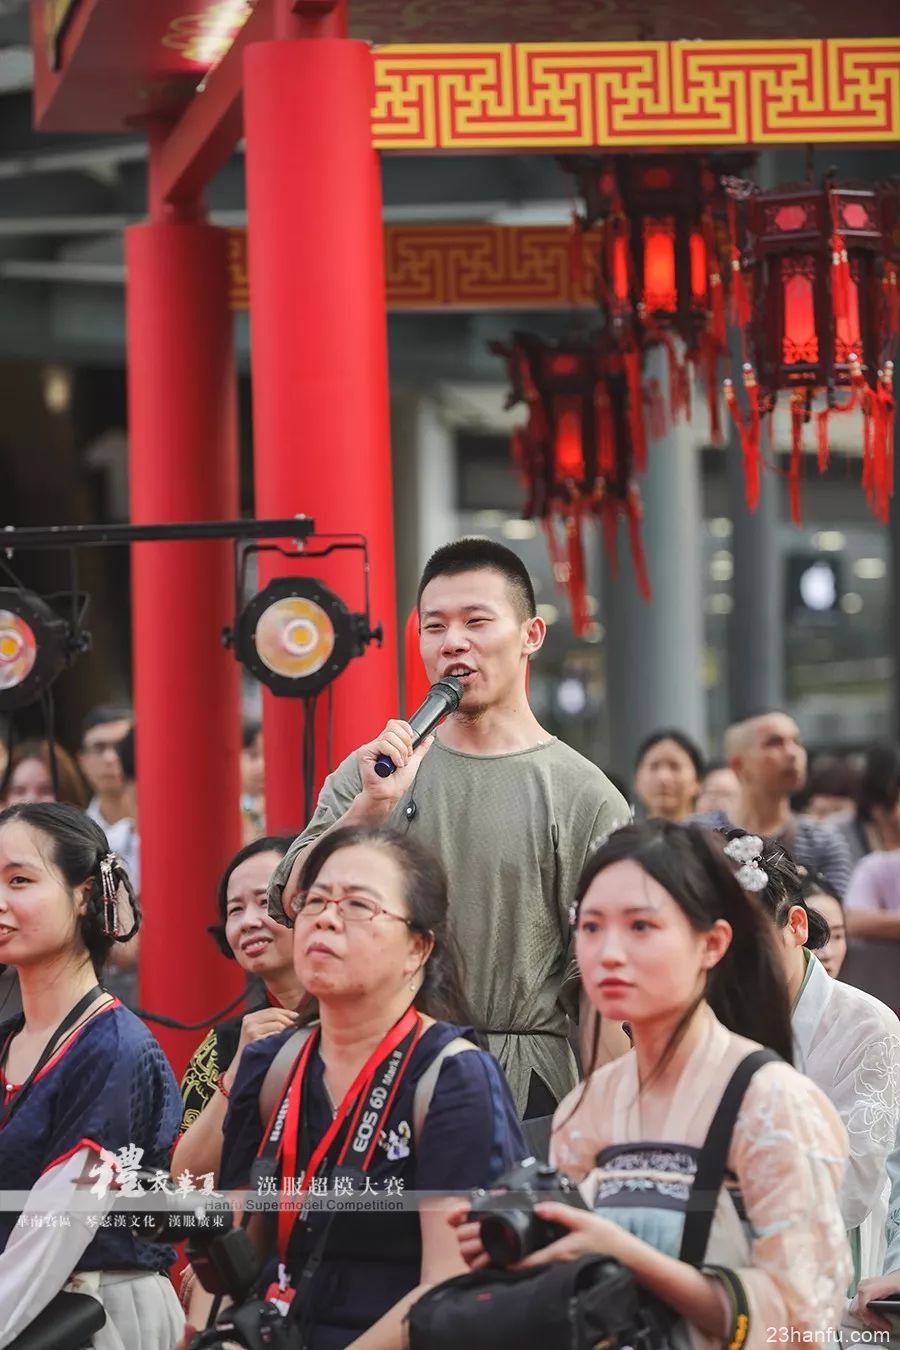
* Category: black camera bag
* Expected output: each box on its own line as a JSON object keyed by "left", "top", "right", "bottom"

{"left": 407, "top": 1254, "right": 671, "bottom": 1350}
{"left": 408, "top": 1048, "right": 776, "bottom": 1350}
{"left": 9, "top": 1291, "right": 106, "bottom": 1350}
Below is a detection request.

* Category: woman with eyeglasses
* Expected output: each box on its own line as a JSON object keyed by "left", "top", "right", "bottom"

{"left": 203, "top": 825, "right": 525, "bottom": 1350}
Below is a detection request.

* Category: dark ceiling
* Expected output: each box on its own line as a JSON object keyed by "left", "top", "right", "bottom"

{"left": 349, "top": 0, "right": 900, "bottom": 41}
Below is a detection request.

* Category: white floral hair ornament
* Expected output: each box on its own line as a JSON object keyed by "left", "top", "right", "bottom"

{"left": 723, "top": 834, "right": 769, "bottom": 892}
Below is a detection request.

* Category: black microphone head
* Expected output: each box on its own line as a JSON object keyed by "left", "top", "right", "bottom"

{"left": 432, "top": 675, "right": 464, "bottom": 712}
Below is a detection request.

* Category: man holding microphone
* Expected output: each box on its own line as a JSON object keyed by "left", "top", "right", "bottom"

{"left": 268, "top": 539, "right": 629, "bottom": 1123}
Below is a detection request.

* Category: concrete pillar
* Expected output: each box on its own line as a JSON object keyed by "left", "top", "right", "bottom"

{"left": 391, "top": 392, "right": 458, "bottom": 700}
{"left": 603, "top": 345, "right": 707, "bottom": 782}
{"left": 724, "top": 353, "right": 785, "bottom": 721}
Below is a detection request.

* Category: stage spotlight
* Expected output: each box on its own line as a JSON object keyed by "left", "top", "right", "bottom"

{"left": 234, "top": 577, "right": 371, "bottom": 697}
{"left": 0, "top": 589, "right": 76, "bottom": 713}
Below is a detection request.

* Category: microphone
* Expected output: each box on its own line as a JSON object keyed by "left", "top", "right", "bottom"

{"left": 373, "top": 676, "right": 464, "bottom": 777}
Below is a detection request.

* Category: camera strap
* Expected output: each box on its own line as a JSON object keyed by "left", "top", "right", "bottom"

{"left": 253, "top": 1004, "right": 423, "bottom": 1261}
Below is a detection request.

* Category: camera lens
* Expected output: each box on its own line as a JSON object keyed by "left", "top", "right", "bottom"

{"left": 479, "top": 1212, "right": 534, "bottom": 1267}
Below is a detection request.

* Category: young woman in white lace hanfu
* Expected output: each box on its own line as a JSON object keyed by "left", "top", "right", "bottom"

{"left": 734, "top": 832, "right": 900, "bottom": 1291}
{"left": 455, "top": 822, "right": 852, "bottom": 1349}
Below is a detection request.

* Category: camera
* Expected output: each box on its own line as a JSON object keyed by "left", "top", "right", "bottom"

{"left": 468, "top": 1157, "right": 588, "bottom": 1267}
{"left": 126, "top": 1180, "right": 302, "bottom": 1350}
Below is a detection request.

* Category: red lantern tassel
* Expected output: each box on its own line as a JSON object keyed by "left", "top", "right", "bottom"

{"left": 816, "top": 381, "right": 862, "bottom": 477}
{"left": 625, "top": 488, "right": 652, "bottom": 601}
{"left": 710, "top": 272, "right": 727, "bottom": 348}
{"left": 543, "top": 516, "right": 567, "bottom": 587}
{"left": 869, "top": 364, "right": 895, "bottom": 524}
{"left": 646, "top": 377, "right": 667, "bottom": 440}
{"left": 624, "top": 347, "right": 648, "bottom": 472}
{"left": 816, "top": 410, "right": 831, "bottom": 474}
{"left": 726, "top": 201, "right": 751, "bottom": 328}
{"left": 789, "top": 393, "right": 806, "bottom": 525}
{"left": 886, "top": 264, "right": 900, "bottom": 340}
{"left": 599, "top": 494, "right": 620, "bottom": 579}
{"left": 831, "top": 235, "right": 851, "bottom": 320}
{"left": 594, "top": 382, "right": 616, "bottom": 478}
{"left": 724, "top": 365, "right": 762, "bottom": 510}
{"left": 701, "top": 332, "right": 722, "bottom": 444}
{"left": 658, "top": 332, "right": 689, "bottom": 425}
{"left": 828, "top": 188, "right": 851, "bottom": 321}
{"left": 565, "top": 512, "right": 590, "bottom": 636}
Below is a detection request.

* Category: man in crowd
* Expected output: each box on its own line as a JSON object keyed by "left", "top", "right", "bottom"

{"left": 268, "top": 538, "right": 630, "bottom": 1121}
{"left": 78, "top": 704, "right": 133, "bottom": 836}
{"left": 702, "top": 710, "right": 853, "bottom": 896}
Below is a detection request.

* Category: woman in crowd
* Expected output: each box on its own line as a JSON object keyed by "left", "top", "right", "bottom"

{"left": 457, "top": 820, "right": 851, "bottom": 1342}
{"left": 804, "top": 755, "right": 861, "bottom": 823}
{"left": 212, "top": 825, "right": 525, "bottom": 1350}
{"left": 801, "top": 866, "right": 848, "bottom": 979}
{"left": 174, "top": 834, "right": 309, "bottom": 1181}
{"left": 694, "top": 762, "right": 742, "bottom": 820}
{"left": 633, "top": 729, "right": 704, "bottom": 824}
{"left": 0, "top": 801, "right": 183, "bottom": 1348}
{"left": 843, "top": 848, "right": 900, "bottom": 1012}
{"left": 738, "top": 830, "right": 900, "bottom": 1289}
{"left": 837, "top": 744, "right": 900, "bottom": 865}
{"left": 239, "top": 720, "right": 265, "bottom": 843}
{"left": 0, "top": 738, "right": 88, "bottom": 809}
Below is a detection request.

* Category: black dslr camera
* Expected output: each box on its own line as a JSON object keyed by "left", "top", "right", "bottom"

{"left": 468, "top": 1157, "right": 588, "bottom": 1267}
{"left": 128, "top": 1184, "right": 301, "bottom": 1350}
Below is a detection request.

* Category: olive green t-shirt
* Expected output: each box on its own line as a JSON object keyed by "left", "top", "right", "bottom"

{"left": 269, "top": 738, "right": 630, "bottom": 1114}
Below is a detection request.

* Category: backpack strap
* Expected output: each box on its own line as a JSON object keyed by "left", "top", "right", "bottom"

{"left": 259, "top": 1029, "right": 314, "bottom": 1127}
{"left": 678, "top": 1048, "right": 780, "bottom": 1267}
{"left": 412, "top": 1038, "right": 479, "bottom": 1144}
{"left": 258, "top": 1030, "right": 478, "bottom": 1145}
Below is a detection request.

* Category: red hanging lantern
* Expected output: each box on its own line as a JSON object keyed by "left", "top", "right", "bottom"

{"left": 491, "top": 332, "right": 651, "bottom": 632}
{"left": 563, "top": 154, "right": 751, "bottom": 444}
{"left": 726, "top": 175, "right": 898, "bottom": 523}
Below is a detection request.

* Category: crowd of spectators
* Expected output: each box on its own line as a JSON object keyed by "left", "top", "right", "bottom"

{"left": 0, "top": 537, "right": 897, "bottom": 1349}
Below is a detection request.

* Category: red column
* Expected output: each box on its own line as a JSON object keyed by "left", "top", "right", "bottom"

{"left": 243, "top": 33, "right": 398, "bottom": 834}
{"left": 126, "top": 202, "right": 243, "bottom": 1074}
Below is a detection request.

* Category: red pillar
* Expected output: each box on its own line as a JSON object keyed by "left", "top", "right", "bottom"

{"left": 126, "top": 192, "right": 244, "bottom": 1073}
{"left": 243, "top": 29, "right": 399, "bottom": 834}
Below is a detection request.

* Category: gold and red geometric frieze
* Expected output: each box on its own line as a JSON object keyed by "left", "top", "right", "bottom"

{"left": 371, "top": 40, "right": 900, "bottom": 149}
{"left": 228, "top": 225, "right": 602, "bottom": 312}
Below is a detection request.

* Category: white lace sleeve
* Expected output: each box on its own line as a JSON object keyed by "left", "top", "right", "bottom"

{"left": 884, "top": 1126, "right": 900, "bottom": 1276}
{"left": 726, "top": 1064, "right": 852, "bottom": 1338}
{"left": 830, "top": 1030, "right": 900, "bottom": 1231}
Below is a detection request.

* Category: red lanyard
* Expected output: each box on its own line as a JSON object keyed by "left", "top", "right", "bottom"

{"left": 272, "top": 1006, "right": 422, "bottom": 1258}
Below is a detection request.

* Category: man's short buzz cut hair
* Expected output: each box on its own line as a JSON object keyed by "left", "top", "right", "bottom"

{"left": 417, "top": 538, "right": 537, "bottom": 624}
{"left": 723, "top": 708, "right": 792, "bottom": 760}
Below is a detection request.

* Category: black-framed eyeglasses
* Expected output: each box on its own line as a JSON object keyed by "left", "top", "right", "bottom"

{"left": 288, "top": 886, "right": 415, "bottom": 928}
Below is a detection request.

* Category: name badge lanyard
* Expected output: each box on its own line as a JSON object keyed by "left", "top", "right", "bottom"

{"left": 259, "top": 1004, "right": 423, "bottom": 1260}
